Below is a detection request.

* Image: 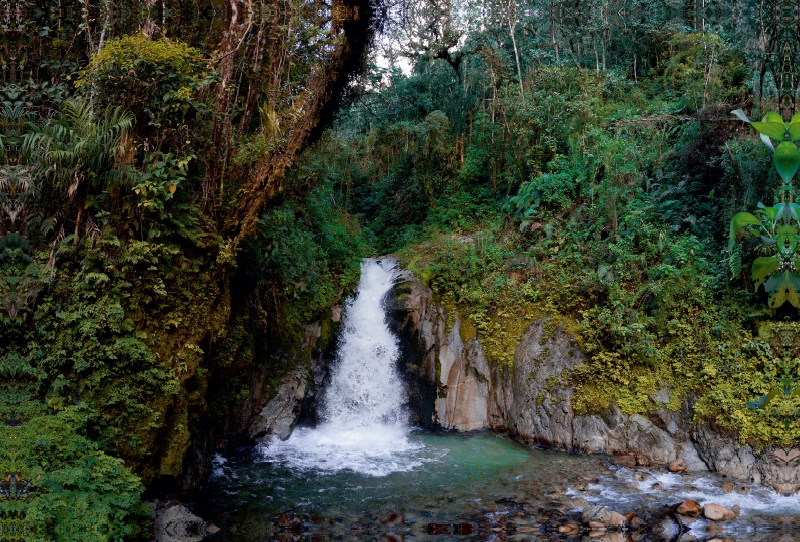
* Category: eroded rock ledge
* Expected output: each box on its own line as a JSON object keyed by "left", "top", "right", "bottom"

{"left": 389, "top": 270, "right": 800, "bottom": 494}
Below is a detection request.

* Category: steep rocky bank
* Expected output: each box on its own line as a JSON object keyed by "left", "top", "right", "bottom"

{"left": 387, "top": 269, "right": 800, "bottom": 494}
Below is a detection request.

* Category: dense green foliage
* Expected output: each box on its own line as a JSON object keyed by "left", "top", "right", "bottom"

{"left": 1, "top": 13, "right": 368, "bottom": 539}
{"left": 301, "top": 22, "right": 800, "bottom": 445}
{"left": 4, "top": 0, "right": 800, "bottom": 538}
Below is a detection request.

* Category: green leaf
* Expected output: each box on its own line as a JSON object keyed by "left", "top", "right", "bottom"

{"left": 765, "top": 270, "right": 800, "bottom": 308}
{"left": 757, "top": 205, "right": 780, "bottom": 222}
{"left": 751, "top": 256, "right": 779, "bottom": 289}
{"left": 731, "top": 109, "right": 780, "bottom": 152}
{"left": 729, "top": 211, "right": 762, "bottom": 251}
{"left": 747, "top": 390, "right": 780, "bottom": 409}
{"left": 751, "top": 121, "right": 787, "bottom": 141}
{"left": 789, "top": 121, "right": 800, "bottom": 142}
{"left": 774, "top": 142, "right": 800, "bottom": 183}
{"left": 764, "top": 112, "right": 785, "bottom": 124}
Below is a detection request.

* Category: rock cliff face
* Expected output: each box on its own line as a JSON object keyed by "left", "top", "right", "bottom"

{"left": 390, "top": 271, "right": 800, "bottom": 493}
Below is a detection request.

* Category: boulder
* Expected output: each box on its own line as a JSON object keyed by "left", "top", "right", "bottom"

{"left": 150, "top": 501, "right": 206, "bottom": 542}
{"left": 703, "top": 503, "right": 736, "bottom": 521}
{"left": 757, "top": 445, "right": 800, "bottom": 494}
{"left": 249, "top": 367, "right": 308, "bottom": 440}
{"left": 693, "top": 427, "right": 756, "bottom": 481}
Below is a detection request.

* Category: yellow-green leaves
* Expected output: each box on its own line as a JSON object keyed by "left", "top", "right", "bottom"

{"left": 752, "top": 257, "right": 779, "bottom": 290}
{"left": 751, "top": 121, "right": 787, "bottom": 142}
{"left": 774, "top": 141, "right": 800, "bottom": 183}
{"left": 765, "top": 270, "right": 800, "bottom": 308}
{"left": 790, "top": 112, "right": 800, "bottom": 141}
{"left": 732, "top": 109, "right": 800, "bottom": 145}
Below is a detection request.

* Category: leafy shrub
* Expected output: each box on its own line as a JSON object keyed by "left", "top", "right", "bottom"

{"left": 77, "top": 34, "right": 211, "bottom": 133}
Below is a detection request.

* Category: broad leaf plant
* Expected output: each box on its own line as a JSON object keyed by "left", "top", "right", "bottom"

{"left": 730, "top": 110, "right": 800, "bottom": 309}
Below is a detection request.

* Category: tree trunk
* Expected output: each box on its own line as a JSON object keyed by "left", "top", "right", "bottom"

{"left": 205, "top": 0, "right": 253, "bottom": 208}
{"left": 221, "top": 0, "right": 375, "bottom": 255}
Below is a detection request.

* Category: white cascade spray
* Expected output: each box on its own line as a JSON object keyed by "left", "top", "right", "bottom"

{"left": 260, "top": 259, "right": 425, "bottom": 476}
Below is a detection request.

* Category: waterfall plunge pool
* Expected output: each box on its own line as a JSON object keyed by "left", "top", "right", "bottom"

{"left": 191, "top": 260, "right": 800, "bottom": 540}
{"left": 193, "top": 432, "right": 800, "bottom": 541}
{"left": 193, "top": 431, "right": 609, "bottom": 540}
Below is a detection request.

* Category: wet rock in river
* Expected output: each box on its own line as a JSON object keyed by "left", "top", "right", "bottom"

{"left": 558, "top": 523, "right": 580, "bottom": 534}
{"left": 703, "top": 503, "right": 736, "bottom": 521}
{"left": 676, "top": 500, "right": 702, "bottom": 517}
{"left": 249, "top": 367, "right": 308, "bottom": 440}
{"left": 381, "top": 513, "right": 404, "bottom": 525}
{"left": 611, "top": 453, "right": 637, "bottom": 468}
{"left": 668, "top": 458, "right": 687, "bottom": 473}
{"left": 588, "top": 520, "right": 606, "bottom": 530}
{"left": 582, "top": 505, "right": 612, "bottom": 524}
{"left": 606, "top": 511, "right": 627, "bottom": 527}
{"left": 277, "top": 511, "right": 303, "bottom": 528}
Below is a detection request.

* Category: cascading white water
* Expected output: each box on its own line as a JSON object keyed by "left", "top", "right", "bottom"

{"left": 260, "top": 258, "right": 428, "bottom": 476}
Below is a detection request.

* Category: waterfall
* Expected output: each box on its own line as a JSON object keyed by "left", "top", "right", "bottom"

{"left": 260, "top": 258, "right": 424, "bottom": 476}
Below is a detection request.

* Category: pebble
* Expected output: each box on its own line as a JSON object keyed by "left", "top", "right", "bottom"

{"left": 668, "top": 458, "right": 687, "bottom": 473}
{"left": 277, "top": 511, "right": 302, "bottom": 528}
{"left": 381, "top": 512, "right": 404, "bottom": 525}
{"left": 676, "top": 499, "right": 702, "bottom": 517}
{"left": 629, "top": 516, "right": 646, "bottom": 527}
{"left": 611, "top": 454, "right": 637, "bottom": 468}
{"left": 607, "top": 511, "right": 627, "bottom": 527}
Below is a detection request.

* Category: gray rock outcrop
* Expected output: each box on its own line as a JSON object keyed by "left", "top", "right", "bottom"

{"left": 149, "top": 501, "right": 207, "bottom": 542}
{"left": 391, "top": 272, "right": 712, "bottom": 467}
{"left": 249, "top": 366, "right": 308, "bottom": 440}
{"left": 391, "top": 269, "right": 800, "bottom": 492}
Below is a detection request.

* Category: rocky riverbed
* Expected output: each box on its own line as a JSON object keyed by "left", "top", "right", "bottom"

{"left": 181, "top": 432, "right": 800, "bottom": 542}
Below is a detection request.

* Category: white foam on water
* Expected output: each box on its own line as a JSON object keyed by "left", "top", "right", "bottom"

{"left": 260, "top": 259, "right": 427, "bottom": 477}
{"left": 569, "top": 466, "right": 800, "bottom": 522}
